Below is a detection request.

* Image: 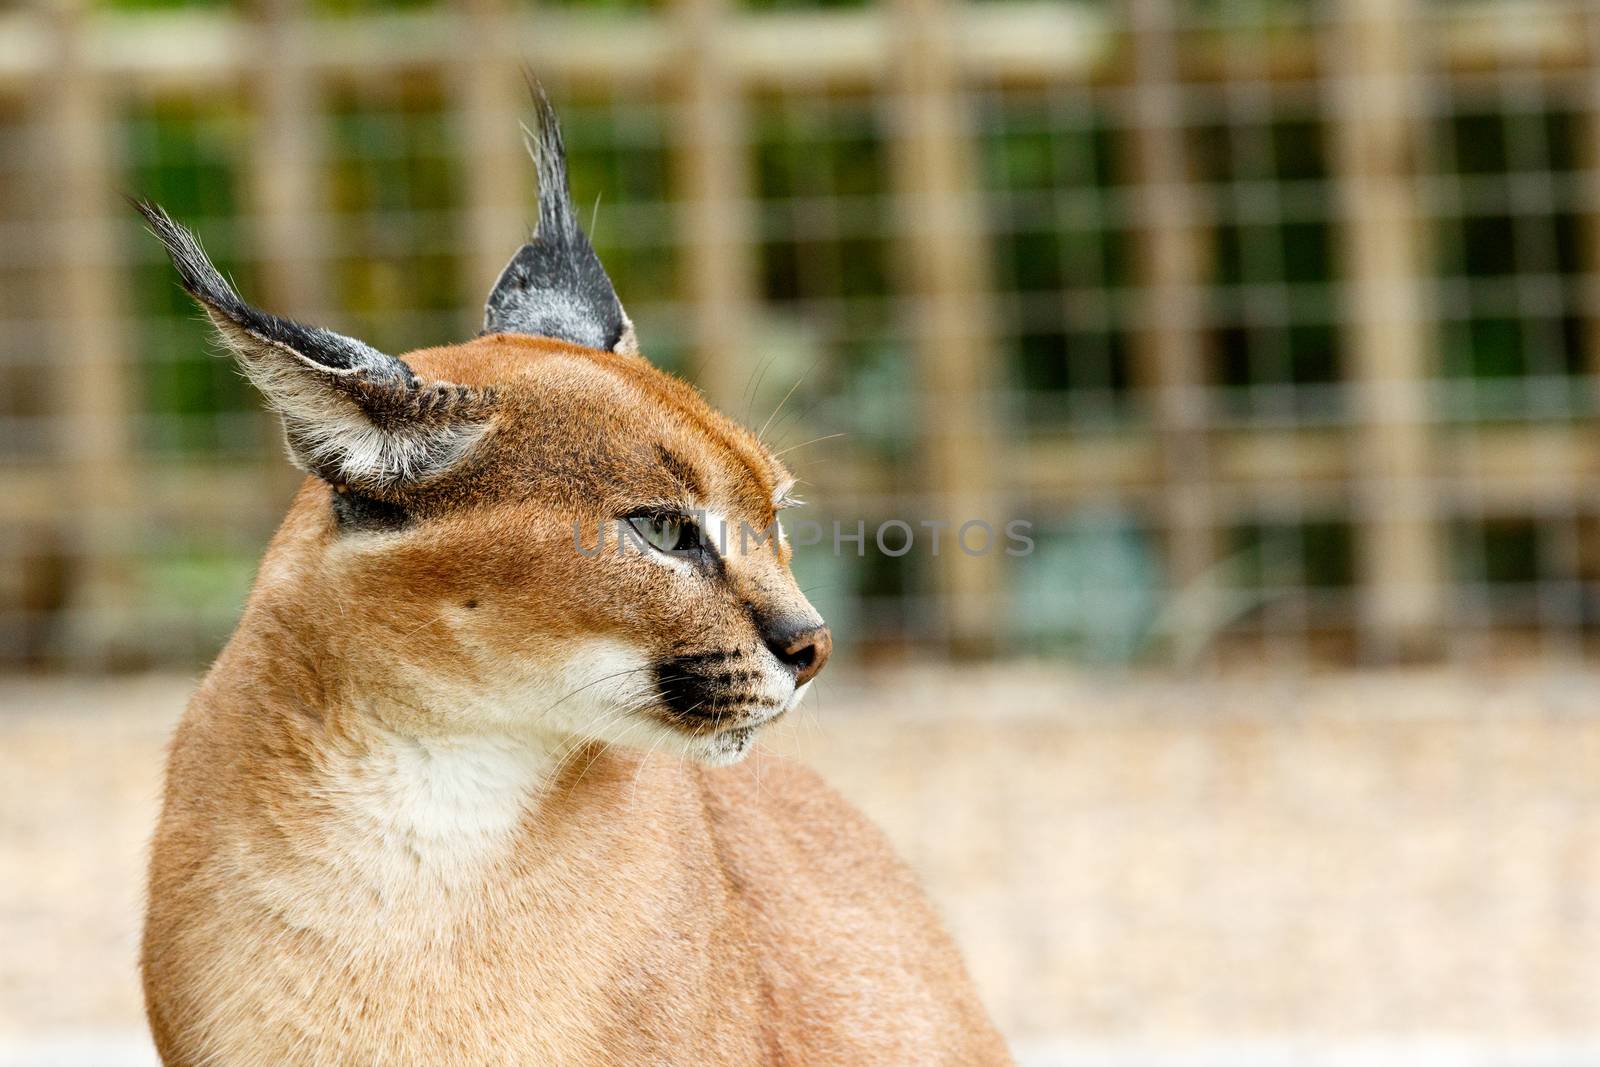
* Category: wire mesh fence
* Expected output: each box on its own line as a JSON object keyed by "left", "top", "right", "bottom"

{"left": 1, "top": 0, "right": 1597, "bottom": 671}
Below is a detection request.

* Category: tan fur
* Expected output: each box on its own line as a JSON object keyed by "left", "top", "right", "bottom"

{"left": 143, "top": 333, "right": 1009, "bottom": 1065}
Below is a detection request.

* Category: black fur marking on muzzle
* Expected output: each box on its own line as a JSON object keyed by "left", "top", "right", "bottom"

{"left": 654, "top": 653, "right": 768, "bottom": 729}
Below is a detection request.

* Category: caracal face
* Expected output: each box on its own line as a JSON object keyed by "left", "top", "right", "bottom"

{"left": 317, "top": 334, "right": 829, "bottom": 767}
{"left": 134, "top": 88, "right": 829, "bottom": 768}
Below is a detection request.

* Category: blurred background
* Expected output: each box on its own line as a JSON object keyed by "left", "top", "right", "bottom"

{"left": 4, "top": 0, "right": 1600, "bottom": 1062}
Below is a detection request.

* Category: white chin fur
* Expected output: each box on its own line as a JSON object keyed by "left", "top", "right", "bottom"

{"left": 692, "top": 726, "right": 759, "bottom": 767}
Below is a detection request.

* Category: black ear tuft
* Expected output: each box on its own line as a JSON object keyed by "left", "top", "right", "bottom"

{"left": 132, "top": 198, "right": 493, "bottom": 491}
{"left": 482, "top": 85, "right": 637, "bottom": 354}
{"left": 130, "top": 198, "right": 409, "bottom": 385}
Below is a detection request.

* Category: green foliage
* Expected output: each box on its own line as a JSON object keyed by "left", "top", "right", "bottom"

{"left": 979, "top": 98, "right": 1129, "bottom": 417}
{"left": 1231, "top": 521, "right": 1354, "bottom": 592}
{"left": 755, "top": 96, "right": 890, "bottom": 314}
{"left": 1463, "top": 519, "right": 1542, "bottom": 586}
{"left": 123, "top": 95, "right": 262, "bottom": 454}
{"left": 137, "top": 549, "right": 257, "bottom": 638}
{"left": 560, "top": 103, "right": 677, "bottom": 317}
{"left": 322, "top": 81, "right": 464, "bottom": 352}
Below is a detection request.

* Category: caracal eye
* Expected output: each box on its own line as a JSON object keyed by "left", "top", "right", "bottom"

{"left": 628, "top": 513, "right": 702, "bottom": 555}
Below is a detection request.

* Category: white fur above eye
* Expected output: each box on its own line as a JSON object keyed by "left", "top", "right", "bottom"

{"left": 701, "top": 509, "right": 730, "bottom": 555}
{"left": 699, "top": 508, "right": 776, "bottom": 559}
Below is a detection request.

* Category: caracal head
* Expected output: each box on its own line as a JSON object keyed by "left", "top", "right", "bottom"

{"left": 135, "top": 89, "right": 827, "bottom": 767}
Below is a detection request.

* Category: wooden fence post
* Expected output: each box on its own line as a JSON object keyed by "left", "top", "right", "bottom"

{"left": 455, "top": 0, "right": 527, "bottom": 341}
{"left": 248, "top": 0, "right": 324, "bottom": 322}
{"left": 40, "top": 0, "right": 137, "bottom": 667}
{"left": 887, "top": 0, "right": 1003, "bottom": 654}
{"left": 1330, "top": 0, "right": 1444, "bottom": 661}
{"left": 1121, "top": 0, "right": 1217, "bottom": 659}
{"left": 248, "top": 0, "right": 326, "bottom": 498}
{"left": 1585, "top": 2, "right": 1600, "bottom": 382}
{"left": 674, "top": 0, "right": 758, "bottom": 413}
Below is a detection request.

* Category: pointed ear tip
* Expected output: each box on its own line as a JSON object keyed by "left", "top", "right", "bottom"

{"left": 125, "top": 201, "right": 249, "bottom": 322}
{"left": 522, "top": 78, "right": 564, "bottom": 149}
{"left": 126, "top": 196, "right": 196, "bottom": 259}
{"left": 522, "top": 71, "right": 556, "bottom": 113}
{"left": 126, "top": 194, "right": 175, "bottom": 230}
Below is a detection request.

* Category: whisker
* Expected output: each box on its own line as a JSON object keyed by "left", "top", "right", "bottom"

{"left": 743, "top": 350, "right": 781, "bottom": 425}
{"left": 765, "top": 385, "right": 835, "bottom": 447}
{"left": 396, "top": 609, "right": 451, "bottom": 641}
{"left": 771, "top": 432, "right": 847, "bottom": 458}
{"left": 532, "top": 665, "right": 657, "bottom": 722}
{"left": 627, "top": 727, "right": 673, "bottom": 811}
{"left": 757, "top": 357, "right": 822, "bottom": 444}
{"left": 564, "top": 706, "right": 651, "bottom": 792}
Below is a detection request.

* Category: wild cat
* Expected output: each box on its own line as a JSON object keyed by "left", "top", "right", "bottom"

{"left": 136, "top": 89, "right": 1009, "bottom": 1066}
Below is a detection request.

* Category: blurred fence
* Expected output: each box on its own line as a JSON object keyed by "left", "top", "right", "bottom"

{"left": 1, "top": 0, "right": 1598, "bottom": 671}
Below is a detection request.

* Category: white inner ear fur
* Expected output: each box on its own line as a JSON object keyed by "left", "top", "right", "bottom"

{"left": 210, "top": 313, "right": 487, "bottom": 488}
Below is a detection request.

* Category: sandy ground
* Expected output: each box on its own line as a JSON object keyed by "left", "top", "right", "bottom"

{"left": 4, "top": 666, "right": 1600, "bottom": 1063}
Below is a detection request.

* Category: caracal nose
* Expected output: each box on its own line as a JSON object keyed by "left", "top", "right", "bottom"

{"left": 766, "top": 621, "right": 832, "bottom": 687}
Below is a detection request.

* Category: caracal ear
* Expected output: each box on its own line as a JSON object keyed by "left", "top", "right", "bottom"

{"left": 132, "top": 199, "right": 494, "bottom": 494}
{"left": 481, "top": 84, "right": 639, "bottom": 355}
